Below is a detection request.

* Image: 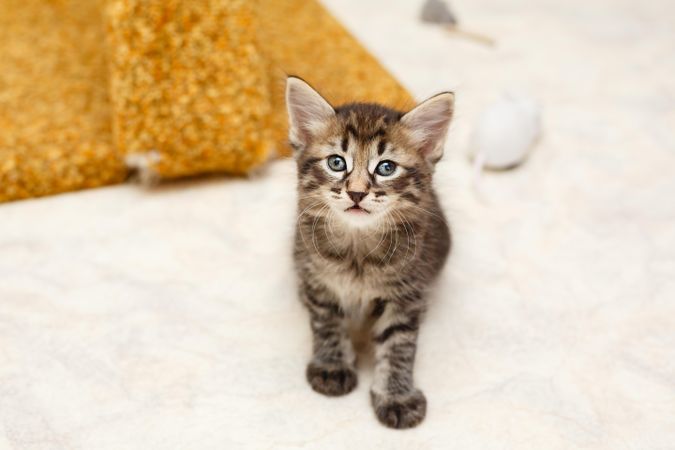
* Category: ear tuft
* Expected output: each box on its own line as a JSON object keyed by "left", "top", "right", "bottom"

{"left": 401, "top": 92, "right": 454, "bottom": 162}
{"left": 285, "top": 77, "right": 335, "bottom": 151}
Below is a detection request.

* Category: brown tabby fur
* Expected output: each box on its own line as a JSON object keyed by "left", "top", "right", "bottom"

{"left": 290, "top": 79, "right": 452, "bottom": 429}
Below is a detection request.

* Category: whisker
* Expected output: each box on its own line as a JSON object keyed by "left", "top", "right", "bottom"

{"left": 394, "top": 209, "right": 418, "bottom": 267}
{"left": 296, "top": 200, "right": 323, "bottom": 223}
{"left": 379, "top": 211, "right": 395, "bottom": 264}
{"left": 297, "top": 200, "right": 325, "bottom": 253}
{"left": 403, "top": 203, "right": 451, "bottom": 228}
{"left": 384, "top": 211, "right": 400, "bottom": 265}
{"left": 392, "top": 209, "right": 411, "bottom": 265}
{"left": 325, "top": 209, "right": 341, "bottom": 256}
{"left": 310, "top": 205, "right": 330, "bottom": 263}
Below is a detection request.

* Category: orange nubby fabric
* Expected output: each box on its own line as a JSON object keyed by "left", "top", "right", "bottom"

{"left": 0, "top": 0, "right": 126, "bottom": 202}
{"left": 106, "top": 0, "right": 275, "bottom": 178}
{"left": 0, "top": 0, "right": 412, "bottom": 202}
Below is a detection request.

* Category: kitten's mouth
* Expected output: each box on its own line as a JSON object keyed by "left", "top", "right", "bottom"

{"left": 345, "top": 204, "right": 370, "bottom": 214}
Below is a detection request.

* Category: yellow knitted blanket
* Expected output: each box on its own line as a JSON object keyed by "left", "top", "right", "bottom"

{"left": 0, "top": 0, "right": 412, "bottom": 202}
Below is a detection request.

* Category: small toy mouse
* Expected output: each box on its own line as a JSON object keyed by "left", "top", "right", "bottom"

{"left": 470, "top": 93, "right": 541, "bottom": 175}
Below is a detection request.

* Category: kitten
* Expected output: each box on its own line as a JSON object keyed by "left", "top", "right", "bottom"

{"left": 286, "top": 77, "right": 453, "bottom": 429}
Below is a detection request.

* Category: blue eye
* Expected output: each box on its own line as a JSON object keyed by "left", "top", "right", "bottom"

{"left": 375, "top": 160, "right": 397, "bottom": 176}
{"left": 327, "top": 155, "right": 347, "bottom": 172}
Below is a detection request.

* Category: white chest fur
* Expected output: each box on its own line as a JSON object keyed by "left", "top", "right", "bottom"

{"left": 318, "top": 265, "right": 382, "bottom": 316}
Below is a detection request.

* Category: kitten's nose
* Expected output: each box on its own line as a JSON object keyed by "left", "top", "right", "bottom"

{"left": 347, "top": 191, "right": 367, "bottom": 204}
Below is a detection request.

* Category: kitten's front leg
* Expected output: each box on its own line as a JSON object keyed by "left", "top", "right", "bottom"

{"left": 370, "top": 297, "right": 426, "bottom": 429}
{"left": 302, "top": 283, "right": 357, "bottom": 396}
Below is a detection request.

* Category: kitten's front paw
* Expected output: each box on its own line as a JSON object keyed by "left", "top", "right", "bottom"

{"left": 306, "top": 361, "right": 357, "bottom": 397}
{"left": 370, "top": 389, "right": 427, "bottom": 429}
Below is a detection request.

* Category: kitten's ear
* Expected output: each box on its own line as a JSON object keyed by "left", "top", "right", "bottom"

{"left": 401, "top": 92, "right": 454, "bottom": 163}
{"left": 286, "top": 77, "right": 335, "bottom": 151}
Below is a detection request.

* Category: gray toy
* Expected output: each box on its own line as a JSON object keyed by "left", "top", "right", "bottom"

{"left": 420, "top": 0, "right": 495, "bottom": 46}
{"left": 420, "top": 0, "right": 457, "bottom": 25}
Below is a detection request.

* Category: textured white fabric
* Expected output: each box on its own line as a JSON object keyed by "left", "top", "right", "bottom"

{"left": 1, "top": 0, "right": 674, "bottom": 448}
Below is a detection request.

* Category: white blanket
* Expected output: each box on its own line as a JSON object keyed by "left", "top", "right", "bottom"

{"left": 1, "top": 0, "right": 674, "bottom": 448}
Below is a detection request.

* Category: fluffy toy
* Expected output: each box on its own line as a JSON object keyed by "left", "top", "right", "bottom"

{"left": 470, "top": 93, "right": 541, "bottom": 175}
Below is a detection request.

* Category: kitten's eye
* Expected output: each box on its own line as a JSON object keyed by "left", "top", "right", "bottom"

{"left": 327, "top": 155, "right": 347, "bottom": 172}
{"left": 375, "top": 160, "right": 397, "bottom": 176}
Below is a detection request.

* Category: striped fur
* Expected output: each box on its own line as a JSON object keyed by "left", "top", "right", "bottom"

{"left": 287, "top": 77, "right": 453, "bottom": 429}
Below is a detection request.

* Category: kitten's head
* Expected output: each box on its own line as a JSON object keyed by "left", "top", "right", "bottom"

{"left": 286, "top": 77, "right": 453, "bottom": 229}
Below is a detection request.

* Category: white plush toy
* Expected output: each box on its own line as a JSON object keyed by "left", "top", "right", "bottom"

{"left": 470, "top": 93, "right": 541, "bottom": 175}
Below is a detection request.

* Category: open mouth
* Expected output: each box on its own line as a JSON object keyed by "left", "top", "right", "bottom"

{"left": 345, "top": 204, "right": 370, "bottom": 214}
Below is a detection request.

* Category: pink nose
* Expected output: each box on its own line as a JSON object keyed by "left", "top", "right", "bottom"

{"left": 347, "top": 191, "right": 367, "bottom": 204}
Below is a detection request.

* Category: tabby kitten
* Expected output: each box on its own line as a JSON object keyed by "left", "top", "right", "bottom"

{"left": 286, "top": 77, "right": 453, "bottom": 429}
